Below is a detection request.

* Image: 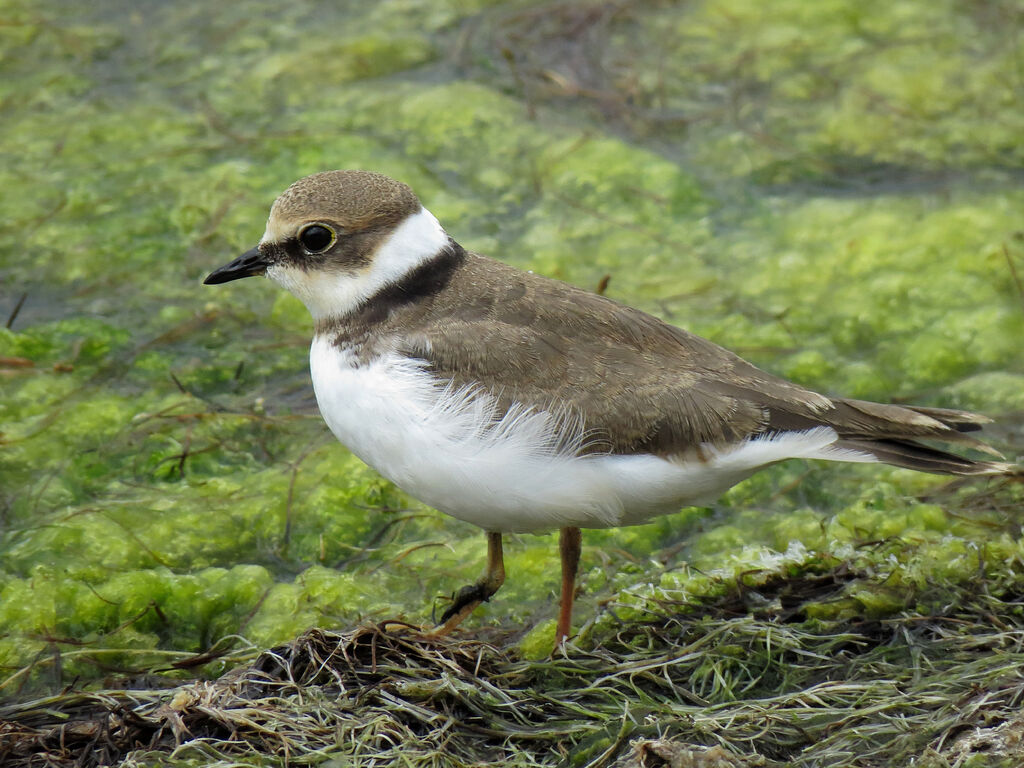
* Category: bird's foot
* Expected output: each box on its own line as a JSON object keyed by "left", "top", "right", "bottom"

{"left": 439, "top": 580, "right": 498, "bottom": 625}
{"left": 431, "top": 532, "right": 506, "bottom": 636}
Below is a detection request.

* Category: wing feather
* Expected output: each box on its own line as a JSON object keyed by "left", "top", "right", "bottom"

{"left": 365, "top": 252, "right": 1009, "bottom": 473}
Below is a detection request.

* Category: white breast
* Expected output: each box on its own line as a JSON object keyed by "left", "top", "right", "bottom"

{"left": 308, "top": 338, "right": 875, "bottom": 534}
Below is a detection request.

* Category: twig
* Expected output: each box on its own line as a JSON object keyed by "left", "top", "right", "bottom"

{"left": 5, "top": 291, "right": 27, "bottom": 329}
{"left": 281, "top": 440, "right": 327, "bottom": 555}
{"left": 1004, "top": 244, "right": 1024, "bottom": 318}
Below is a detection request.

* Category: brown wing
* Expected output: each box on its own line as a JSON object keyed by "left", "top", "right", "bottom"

{"left": 385, "top": 253, "right": 1008, "bottom": 474}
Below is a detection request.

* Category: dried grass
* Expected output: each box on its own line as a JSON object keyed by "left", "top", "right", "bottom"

{"left": 4, "top": 569, "right": 1024, "bottom": 767}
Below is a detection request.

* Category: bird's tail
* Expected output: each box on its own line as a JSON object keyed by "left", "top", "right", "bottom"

{"left": 831, "top": 402, "right": 1019, "bottom": 476}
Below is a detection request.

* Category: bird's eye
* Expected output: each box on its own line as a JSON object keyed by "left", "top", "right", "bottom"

{"left": 298, "top": 224, "right": 335, "bottom": 253}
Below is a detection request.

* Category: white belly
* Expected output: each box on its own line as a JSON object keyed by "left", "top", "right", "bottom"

{"left": 308, "top": 337, "right": 871, "bottom": 533}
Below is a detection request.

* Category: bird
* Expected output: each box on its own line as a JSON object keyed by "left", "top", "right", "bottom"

{"left": 204, "top": 170, "right": 1016, "bottom": 645}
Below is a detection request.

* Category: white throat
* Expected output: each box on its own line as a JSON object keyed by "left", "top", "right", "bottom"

{"left": 265, "top": 206, "right": 449, "bottom": 323}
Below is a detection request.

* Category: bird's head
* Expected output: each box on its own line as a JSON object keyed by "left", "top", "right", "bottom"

{"left": 204, "top": 170, "right": 449, "bottom": 323}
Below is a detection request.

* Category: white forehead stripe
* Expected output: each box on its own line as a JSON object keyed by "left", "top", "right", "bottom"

{"left": 265, "top": 207, "right": 449, "bottom": 324}
{"left": 260, "top": 221, "right": 280, "bottom": 246}
{"left": 261, "top": 202, "right": 288, "bottom": 246}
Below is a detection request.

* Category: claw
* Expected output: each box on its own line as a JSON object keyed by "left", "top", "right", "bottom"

{"left": 434, "top": 532, "right": 505, "bottom": 635}
{"left": 440, "top": 582, "right": 494, "bottom": 623}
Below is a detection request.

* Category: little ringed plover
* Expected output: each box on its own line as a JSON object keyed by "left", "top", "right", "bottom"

{"left": 205, "top": 170, "right": 1016, "bottom": 644}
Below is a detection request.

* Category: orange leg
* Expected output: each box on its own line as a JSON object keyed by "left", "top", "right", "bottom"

{"left": 436, "top": 532, "right": 505, "bottom": 634}
{"left": 557, "top": 526, "right": 582, "bottom": 644}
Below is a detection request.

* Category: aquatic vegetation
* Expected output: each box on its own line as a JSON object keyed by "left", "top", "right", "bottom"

{"left": 1, "top": 0, "right": 1021, "bottom": 764}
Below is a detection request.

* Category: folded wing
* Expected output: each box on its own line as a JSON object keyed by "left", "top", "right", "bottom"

{"left": 395, "top": 253, "right": 1014, "bottom": 476}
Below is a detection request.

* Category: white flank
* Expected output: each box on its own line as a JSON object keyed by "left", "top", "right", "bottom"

{"left": 265, "top": 207, "right": 449, "bottom": 323}
{"left": 309, "top": 340, "right": 878, "bottom": 533}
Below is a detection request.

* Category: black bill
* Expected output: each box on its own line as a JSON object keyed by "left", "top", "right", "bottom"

{"left": 203, "top": 247, "right": 269, "bottom": 285}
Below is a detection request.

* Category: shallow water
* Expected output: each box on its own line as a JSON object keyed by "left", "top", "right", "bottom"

{"left": 1, "top": 0, "right": 1022, "bottom": 694}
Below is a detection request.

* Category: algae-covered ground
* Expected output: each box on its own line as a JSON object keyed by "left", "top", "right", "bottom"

{"left": 1, "top": 0, "right": 1023, "bottom": 765}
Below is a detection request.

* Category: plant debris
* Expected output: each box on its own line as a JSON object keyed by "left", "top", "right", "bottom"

{"left": 5, "top": 566, "right": 1024, "bottom": 767}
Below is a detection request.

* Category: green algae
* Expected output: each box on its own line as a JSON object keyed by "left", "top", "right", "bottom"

{"left": 1, "top": 0, "right": 1023, "bottom": 763}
